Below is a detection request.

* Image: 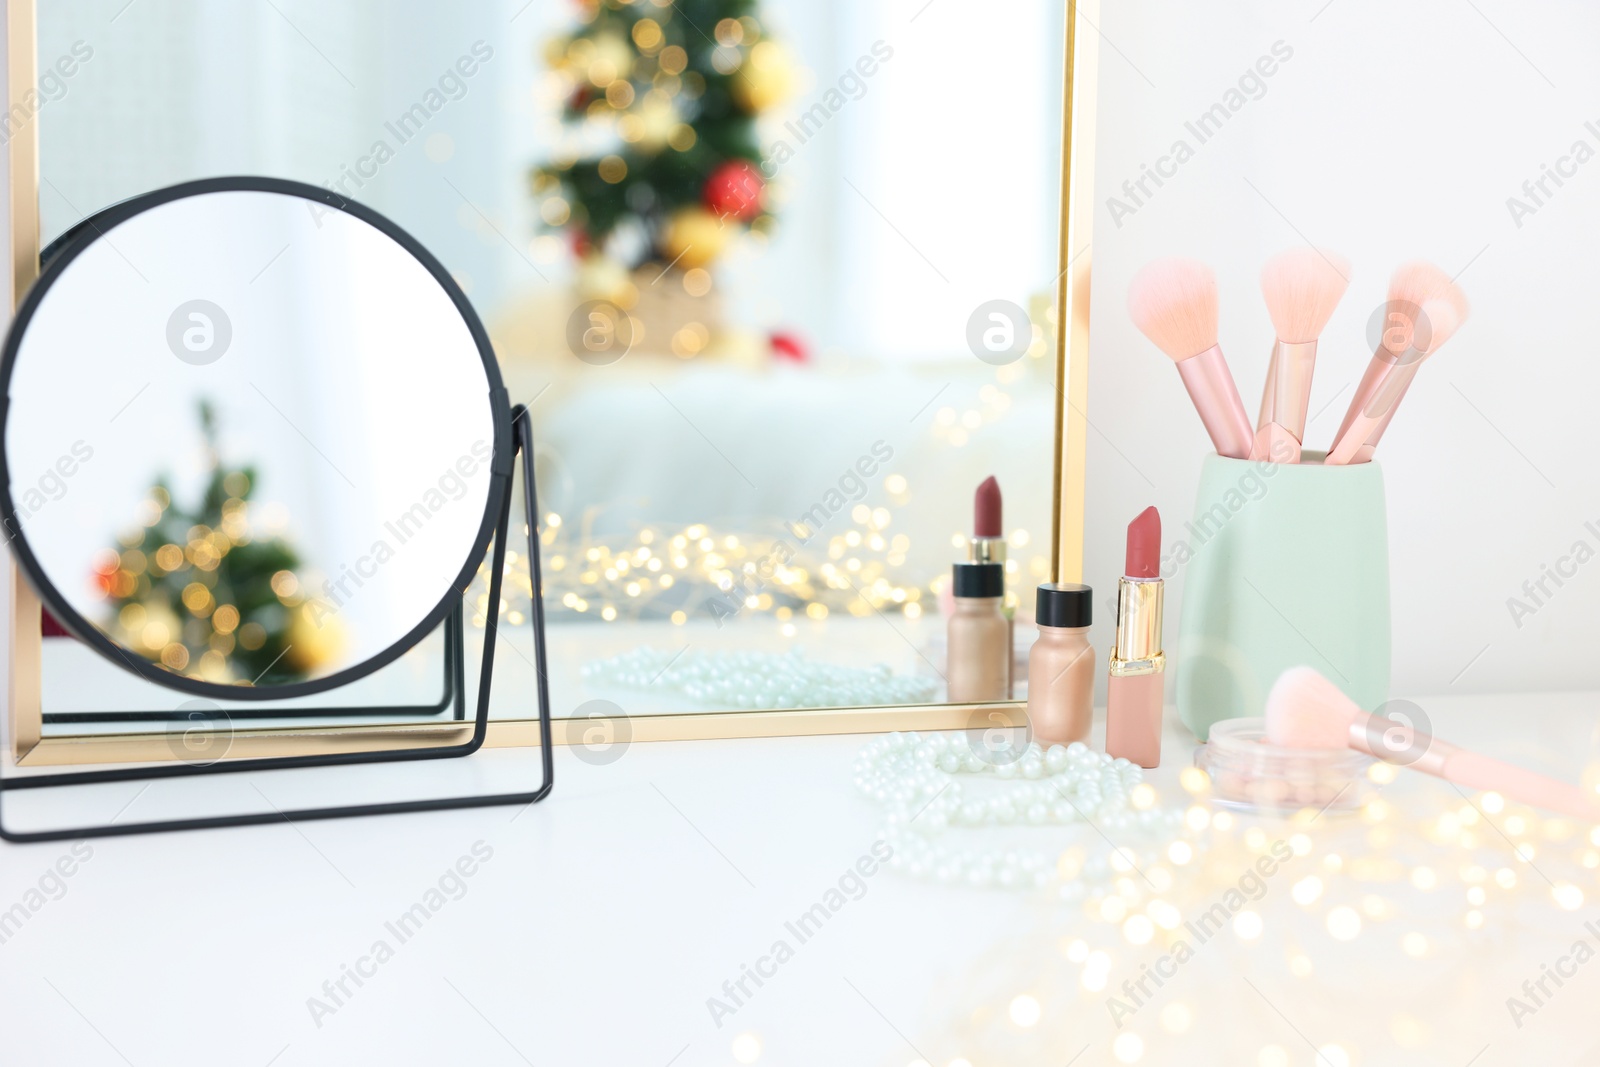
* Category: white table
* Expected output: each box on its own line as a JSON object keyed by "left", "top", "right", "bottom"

{"left": 3, "top": 692, "right": 1598, "bottom": 1066}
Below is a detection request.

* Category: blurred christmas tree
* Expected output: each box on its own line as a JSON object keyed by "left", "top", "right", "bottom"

{"left": 97, "top": 401, "right": 332, "bottom": 687}
{"left": 531, "top": 0, "right": 792, "bottom": 291}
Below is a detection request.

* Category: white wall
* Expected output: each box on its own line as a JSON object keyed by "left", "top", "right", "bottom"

{"left": 1085, "top": 0, "right": 1600, "bottom": 696}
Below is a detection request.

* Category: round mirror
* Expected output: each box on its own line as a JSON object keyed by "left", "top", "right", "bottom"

{"left": 1, "top": 177, "right": 508, "bottom": 699}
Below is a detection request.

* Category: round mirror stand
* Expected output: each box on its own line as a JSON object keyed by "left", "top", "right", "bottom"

{"left": 0, "top": 179, "right": 554, "bottom": 841}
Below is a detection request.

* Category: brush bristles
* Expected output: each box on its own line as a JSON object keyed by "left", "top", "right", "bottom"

{"left": 1127, "top": 258, "right": 1219, "bottom": 362}
{"left": 1385, "top": 261, "right": 1471, "bottom": 354}
{"left": 1417, "top": 298, "right": 1462, "bottom": 355}
{"left": 1263, "top": 666, "right": 1361, "bottom": 749}
{"left": 1259, "top": 247, "right": 1351, "bottom": 344}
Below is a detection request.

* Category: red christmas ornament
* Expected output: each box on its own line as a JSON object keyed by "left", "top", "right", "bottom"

{"left": 703, "top": 160, "right": 765, "bottom": 221}
{"left": 769, "top": 330, "right": 809, "bottom": 363}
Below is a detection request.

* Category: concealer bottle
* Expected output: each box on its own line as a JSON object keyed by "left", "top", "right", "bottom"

{"left": 1026, "top": 583, "right": 1095, "bottom": 745}
{"left": 947, "top": 562, "right": 1010, "bottom": 703}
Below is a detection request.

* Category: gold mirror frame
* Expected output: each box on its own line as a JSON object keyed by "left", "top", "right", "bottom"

{"left": 3, "top": 0, "right": 1096, "bottom": 765}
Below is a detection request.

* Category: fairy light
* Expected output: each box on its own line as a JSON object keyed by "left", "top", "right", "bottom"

{"left": 1148, "top": 900, "right": 1182, "bottom": 930}
{"left": 1081, "top": 951, "right": 1111, "bottom": 992}
{"left": 1008, "top": 995, "right": 1041, "bottom": 1027}
{"left": 1159, "top": 1002, "right": 1193, "bottom": 1034}
{"left": 731, "top": 1033, "right": 761, "bottom": 1064}
{"left": 1402, "top": 932, "right": 1429, "bottom": 957}
{"left": 1316, "top": 1045, "right": 1351, "bottom": 1067}
{"left": 1258, "top": 1047, "right": 1289, "bottom": 1067}
{"left": 1326, "top": 906, "right": 1361, "bottom": 940}
{"left": 1554, "top": 883, "right": 1585, "bottom": 910}
{"left": 1112, "top": 1033, "right": 1144, "bottom": 1063}
{"left": 1291, "top": 876, "right": 1324, "bottom": 906}
{"left": 1233, "top": 911, "right": 1264, "bottom": 939}
{"left": 469, "top": 500, "right": 935, "bottom": 630}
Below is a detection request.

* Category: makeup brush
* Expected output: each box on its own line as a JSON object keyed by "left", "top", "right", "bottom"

{"left": 1325, "top": 262, "right": 1470, "bottom": 465}
{"left": 1127, "top": 258, "right": 1254, "bottom": 460}
{"left": 1324, "top": 292, "right": 1467, "bottom": 465}
{"left": 1251, "top": 248, "right": 1351, "bottom": 464}
{"left": 1265, "top": 667, "right": 1598, "bottom": 820}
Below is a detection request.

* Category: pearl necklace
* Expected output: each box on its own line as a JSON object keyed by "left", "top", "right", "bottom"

{"left": 583, "top": 647, "right": 938, "bottom": 708}
{"left": 855, "top": 732, "right": 1188, "bottom": 890}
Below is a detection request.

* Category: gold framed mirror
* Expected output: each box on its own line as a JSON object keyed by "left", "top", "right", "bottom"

{"left": 4, "top": 0, "right": 1097, "bottom": 765}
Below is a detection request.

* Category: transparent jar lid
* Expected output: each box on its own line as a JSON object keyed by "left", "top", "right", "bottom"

{"left": 1197, "top": 717, "right": 1372, "bottom": 814}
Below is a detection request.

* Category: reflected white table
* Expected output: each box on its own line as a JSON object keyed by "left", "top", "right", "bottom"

{"left": 1, "top": 691, "right": 1597, "bottom": 1066}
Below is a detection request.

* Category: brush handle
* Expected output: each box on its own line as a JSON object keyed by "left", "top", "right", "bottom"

{"left": 1332, "top": 350, "right": 1395, "bottom": 445}
{"left": 1176, "top": 346, "right": 1253, "bottom": 460}
{"left": 1325, "top": 358, "right": 1421, "bottom": 465}
{"left": 1441, "top": 750, "right": 1599, "bottom": 822}
{"left": 1250, "top": 340, "right": 1317, "bottom": 462}
{"left": 1348, "top": 717, "right": 1597, "bottom": 820}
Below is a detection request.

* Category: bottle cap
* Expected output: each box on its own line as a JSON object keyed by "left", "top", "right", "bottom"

{"left": 951, "top": 561, "right": 1004, "bottom": 599}
{"left": 1036, "top": 582, "right": 1092, "bottom": 628}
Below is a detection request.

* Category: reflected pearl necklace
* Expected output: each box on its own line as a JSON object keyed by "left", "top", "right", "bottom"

{"left": 584, "top": 647, "right": 937, "bottom": 708}
{"left": 855, "top": 732, "right": 1186, "bottom": 891}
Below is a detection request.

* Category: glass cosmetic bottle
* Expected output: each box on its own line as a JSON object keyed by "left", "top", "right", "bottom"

{"left": 1026, "top": 583, "right": 1095, "bottom": 745}
{"left": 947, "top": 562, "right": 1010, "bottom": 702}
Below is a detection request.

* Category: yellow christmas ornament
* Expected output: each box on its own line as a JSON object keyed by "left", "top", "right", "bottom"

{"left": 636, "top": 92, "right": 680, "bottom": 152}
{"left": 285, "top": 603, "right": 347, "bottom": 674}
{"left": 576, "top": 253, "right": 634, "bottom": 303}
{"left": 660, "top": 208, "right": 729, "bottom": 269}
{"left": 586, "top": 33, "right": 634, "bottom": 87}
{"left": 732, "top": 41, "right": 796, "bottom": 112}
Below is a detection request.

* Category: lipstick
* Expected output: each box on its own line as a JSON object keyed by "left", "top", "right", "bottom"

{"left": 1106, "top": 506, "right": 1165, "bottom": 768}
{"left": 970, "top": 476, "right": 1005, "bottom": 565}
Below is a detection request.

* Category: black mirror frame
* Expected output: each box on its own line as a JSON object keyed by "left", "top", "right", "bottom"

{"left": 0, "top": 175, "right": 507, "bottom": 701}
{"left": 0, "top": 179, "right": 554, "bottom": 841}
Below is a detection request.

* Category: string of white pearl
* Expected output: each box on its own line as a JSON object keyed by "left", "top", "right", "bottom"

{"left": 583, "top": 647, "right": 937, "bottom": 708}
{"left": 856, "top": 732, "right": 1188, "bottom": 890}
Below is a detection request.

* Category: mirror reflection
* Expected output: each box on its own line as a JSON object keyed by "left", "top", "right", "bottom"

{"left": 35, "top": 0, "right": 1066, "bottom": 721}
{"left": 7, "top": 186, "right": 498, "bottom": 693}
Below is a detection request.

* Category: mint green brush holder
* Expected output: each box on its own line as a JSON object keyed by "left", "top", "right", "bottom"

{"left": 1176, "top": 452, "right": 1390, "bottom": 741}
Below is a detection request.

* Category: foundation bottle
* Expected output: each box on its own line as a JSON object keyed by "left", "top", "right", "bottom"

{"left": 947, "top": 562, "right": 1010, "bottom": 702}
{"left": 1025, "top": 583, "right": 1095, "bottom": 745}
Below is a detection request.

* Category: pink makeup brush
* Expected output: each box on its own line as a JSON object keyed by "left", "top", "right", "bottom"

{"left": 1325, "top": 262, "right": 1470, "bottom": 465}
{"left": 1265, "top": 667, "right": 1599, "bottom": 821}
{"left": 1324, "top": 294, "right": 1466, "bottom": 465}
{"left": 1251, "top": 248, "right": 1351, "bottom": 464}
{"left": 1128, "top": 258, "right": 1254, "bottom": 460}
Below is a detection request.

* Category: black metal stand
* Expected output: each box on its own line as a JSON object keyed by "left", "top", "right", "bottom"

{"left": 0, "top": 405, "right": 554, "bottom": 842}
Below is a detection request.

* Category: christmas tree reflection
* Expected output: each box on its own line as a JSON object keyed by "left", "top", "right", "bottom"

{"left": 96, "top": 400, "right": 334, "bottom": 686}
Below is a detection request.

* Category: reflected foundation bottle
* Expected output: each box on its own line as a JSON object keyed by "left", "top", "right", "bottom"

{"left": 947, "top": 562, "right": 1010, "bottom": 702}
{"left": 1025, "top": 583, "right": 1095, "bottom": 745}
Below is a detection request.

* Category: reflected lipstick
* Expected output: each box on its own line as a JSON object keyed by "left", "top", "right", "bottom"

{"left": 1107, "top": 507, "right": 1165, "bottom": 768}
{"left": 971, "top": 476, "right": 1004, "bottom": 565}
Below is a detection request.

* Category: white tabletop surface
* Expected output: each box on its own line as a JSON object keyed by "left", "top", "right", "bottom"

{"left": 3, "top": 691, "right": 1600, "bottom": 1067}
